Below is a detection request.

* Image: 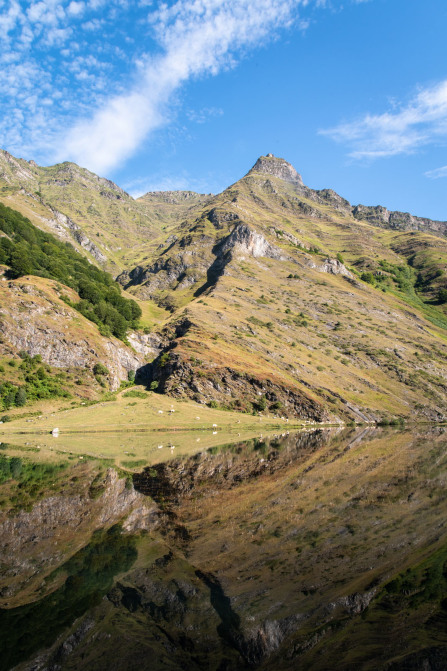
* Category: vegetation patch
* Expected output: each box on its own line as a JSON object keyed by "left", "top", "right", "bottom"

{"left": 0, "top": 203, "right": 141, "bottom": 339}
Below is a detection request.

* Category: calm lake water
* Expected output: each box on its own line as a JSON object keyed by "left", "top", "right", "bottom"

{"left": 1, "top": 426, "right": 447, "bottom": 670}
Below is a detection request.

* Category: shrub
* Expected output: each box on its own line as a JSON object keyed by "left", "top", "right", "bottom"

{"left": 158, "top": 352, "right": 170, "bottom": 368}
{"left": 93, "top": 362, "right": 109, "bottom": 376}
{"left": 361, "top": 272, "right": 375, "bottom": 285}
{"left": 122, "top": 390, "right": 147, "bottom": 399}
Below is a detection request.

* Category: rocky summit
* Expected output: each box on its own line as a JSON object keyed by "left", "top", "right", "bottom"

{"left": 1, "top": 150, "right": 447, "bottom": 422}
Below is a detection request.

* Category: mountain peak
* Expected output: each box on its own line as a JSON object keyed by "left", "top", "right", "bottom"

{"left": 247, "top": 154, "right": 303, "bottom": 186}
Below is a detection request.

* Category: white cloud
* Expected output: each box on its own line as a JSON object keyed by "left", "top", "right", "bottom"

{"left": 0, "top": 0, "right": 350, "bottom": 173}
{"left": 59, "top": 0, "right": 305, "bottom": 173}
{"left": 425, "top": 165, "right": 447, "bottom": 180}
{"left": 186, "top": 106, "right": 223, "bottom": 124}
{"left": 321, "top": 79, "right": 447, "bottom": 159}
{"left": 67, "top": 1, "right": 85, "bottom": 16}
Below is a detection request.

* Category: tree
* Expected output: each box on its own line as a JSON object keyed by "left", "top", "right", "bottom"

{"left": 15, "top": 388, "right": 27, "bottom": 407}
{"left": 438, "top": 288, "right": 447, "bottom": 304}
{"left": 9, "top": 244, "right": 33, "bottom": 278}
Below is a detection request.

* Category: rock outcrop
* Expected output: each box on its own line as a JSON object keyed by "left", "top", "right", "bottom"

{"left": 352, "top": 203, "right": 447, "bottom": 237}
{"left": 149, "top": 349, "right": 330, "bottom": 421}
{"left": 44, "top": 206, "right": 108, "bottom": 264}
{"left": 248, "top": 153, "right": 304, "bottom": 186}
{"left": 308, "top": 257, "right": 354, "bottom": 278}
{"left": 218, "top": 223, "right": 286, "bottom": 260}
{"left": 0, "top": 276, "right": 144, "bottom": 390}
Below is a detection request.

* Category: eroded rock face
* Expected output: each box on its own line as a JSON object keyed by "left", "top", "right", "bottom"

{"left": 150, "top": 350, "right": 329, "bottom": 421}
{"left": 0, "top": 150, "right": 37, "bottom": 186}
{"left": 308, "top": 257, "right": 354, "bottom": 278}
{"left": 248, "top": 154, "right": 304, "bottom": 187}
{"left": 219, "top": 223, "right": 286, "bottom": 261}
{"left": 127, "top": 331, "right": 163, "bottom": 359}
{"left": 352, "top": 203, "right": 447, "bottom": 237}
{"left": 0, "top": 278, "right": 144, "bottom": 390}
{"left": 45, "top": 206, "right": 108, "bottom": 264}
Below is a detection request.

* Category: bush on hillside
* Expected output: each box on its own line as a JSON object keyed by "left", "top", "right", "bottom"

{"left": 0, "top": 203, "right": 141, "bottom": 339}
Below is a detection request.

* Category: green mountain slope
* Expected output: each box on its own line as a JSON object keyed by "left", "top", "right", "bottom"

{"left": 117, "top": 155, "right": 447, "bottom": 422}
{"left": 0, "top": 151, "right": 210, "bottom": 272}
{"left": 1, "top": 149, "right": 447, "bottom": 422}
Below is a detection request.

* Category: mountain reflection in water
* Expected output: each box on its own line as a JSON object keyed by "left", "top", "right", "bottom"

{"left": 1, "top": 426, "right": 447, "bottom": 670}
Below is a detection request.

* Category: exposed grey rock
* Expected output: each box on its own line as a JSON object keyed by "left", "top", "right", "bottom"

{"left": 248, "top": 154, "right": 304, "bottom": 186}
{"left": 316, "top": 188, "right": 352, "bottom": 215}
{"left": 127, "top": 331, "right": 163, "bottom": 359}
{"left": 241, "top": 614, "right": 303, "bottom": 664}
{"left": 0, "top": 279, "right": 144, "bottom": 390}
{"left": 219, "top": 223, "right": 286, "bottom": 260}
{"left": 44, "top": 206, "right": 107, "bottom": 264}
{"left": 0, "top": 150, "right": 38, "bottom": 187}
{"left": 329, "top": 589, "right": 377, "bottom": 615}
{"left": 352, "top": 203, "right": 447, "bottom": 237}
{"left": 308, "top": 257, "right": 353, "bottom": 278}
{"left": 207, "top": 207, "right": 240, "bottom": 229}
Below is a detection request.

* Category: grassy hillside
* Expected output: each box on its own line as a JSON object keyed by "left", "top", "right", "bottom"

{"left": 116, "top": 157, "right": 447, "bottom": 422}
{"left": 2, "top": 151, "right": 447, "bottom": 422}
{"left": 0, "top": 151, "right": 207, "bottom": 272}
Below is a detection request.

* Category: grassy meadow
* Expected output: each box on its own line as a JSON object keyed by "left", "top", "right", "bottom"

{"left": 0, "top": 387, "right": 303, "bottom": 468}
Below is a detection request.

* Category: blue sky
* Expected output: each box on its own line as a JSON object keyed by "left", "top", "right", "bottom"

{"left": 1, "top": 0, "right": 447, "bottom": 220}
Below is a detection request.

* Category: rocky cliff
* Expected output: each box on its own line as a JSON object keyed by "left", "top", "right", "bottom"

{"left": 0, "top": 274, "right": 145, "bottom": 391}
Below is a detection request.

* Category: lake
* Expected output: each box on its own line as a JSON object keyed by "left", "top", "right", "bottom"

{"left": 0, "top": 426, "right": 446, "bottom": 670}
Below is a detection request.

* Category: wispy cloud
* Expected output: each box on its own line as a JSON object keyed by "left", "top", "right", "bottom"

{"left": 425, "top": 165, "right": 447, "bottom": 180}
{"left": 0, "top": 0, "right": 351, "bottom": 174}
{"left": 321, "top": 80, "right": 447, "bottom": 159}
{"left": 186, "top": 107, "right": 224, "bottom": 124}
{"left": 59, "top": 0, "right": 305, "bottom": 173}
{"left": 0, "top": 0, "right": 130, "bottom": 158}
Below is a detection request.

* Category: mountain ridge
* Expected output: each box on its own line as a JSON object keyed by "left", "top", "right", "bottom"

{"left": 1, "top": 149, "right": 447, "bottom": 422}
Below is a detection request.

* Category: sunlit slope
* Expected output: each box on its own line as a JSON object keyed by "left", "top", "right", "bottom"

{"left": 0, "top": 151, "right": 210, "bottom": 272}
{"left": 118, "top": 157, "right": 447, "bottom": 421}
{"left": 2, "top": 150, "right": 447, "bottom": 421}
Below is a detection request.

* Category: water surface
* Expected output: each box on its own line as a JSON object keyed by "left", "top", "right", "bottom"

{"left": 1, "top": 426, "right": 446, "bottom": 670}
